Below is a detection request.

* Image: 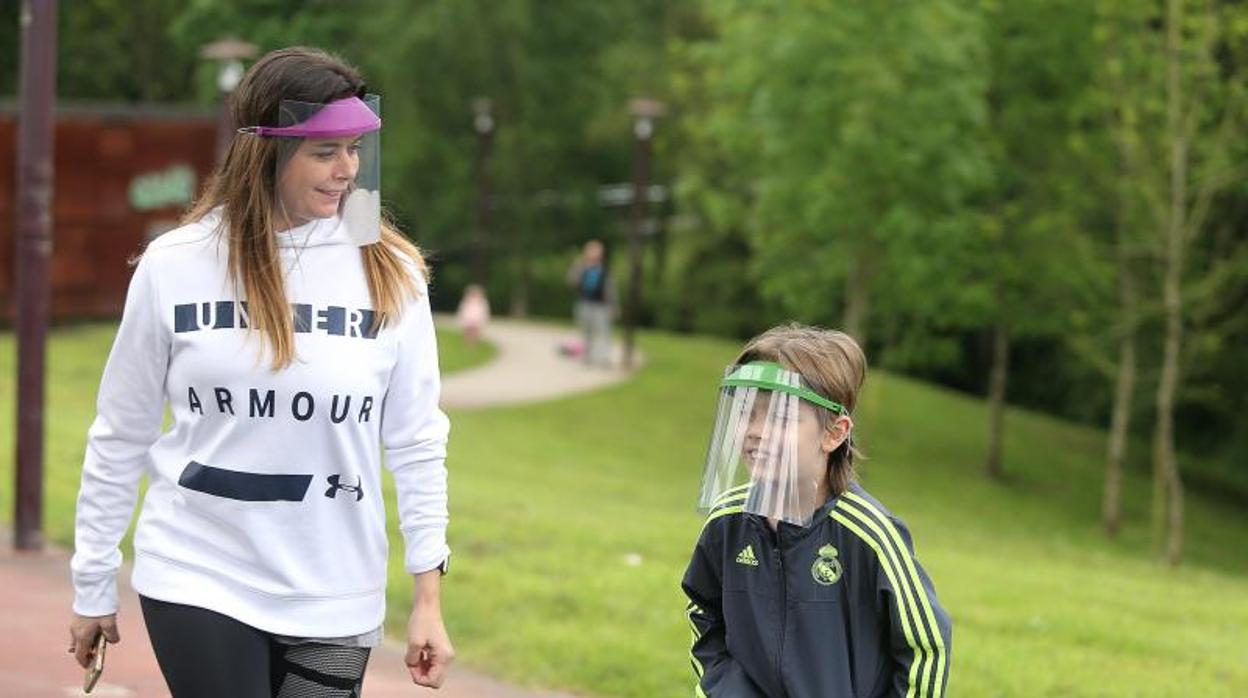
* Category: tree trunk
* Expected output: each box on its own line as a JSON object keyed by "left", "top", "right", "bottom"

{"left": 985, "top": 309, "right": 1010, "bottom": 480}
{"left": 1166, "top": 429, "right": 1185, "bottom": 564}
{"left": 1104, "top": 322, "right": 1134, "bottom": 536}
{"left": 843, "top": 253, "right": 871, "bottom": 345}
{"left": 509, "top": 221, "right": 530, "bottom": 318}
{"left": 1153, "top": 0, "right": 1187, "bottom": 565}
{"left": 1104, "top": 215, "right": 1138, "bottom": 537}
{"left": 510, "top": 251, "right": 530, "bottom": 318}
{"left": 1153, "top": 285, "right": 1183, "bottom": 565}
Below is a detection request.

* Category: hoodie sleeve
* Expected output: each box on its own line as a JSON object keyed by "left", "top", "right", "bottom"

{"left": 71, "top": 253, "right": 170, "bottom": 616}
{"left": 681, "top": 523, "right": 768, "bottom": 698}
{"left": 877, "top": 517, "right": 952, "bottom": 698}
{"left": 832, "top": 494, "right": 952, "bottom": 697}
{"left": 381, "top": 277, "right": 451, "bottom": 574}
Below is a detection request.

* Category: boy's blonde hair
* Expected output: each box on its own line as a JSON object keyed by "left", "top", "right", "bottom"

{"left": 732, "top": 323, "right": 867, "bottom": 496}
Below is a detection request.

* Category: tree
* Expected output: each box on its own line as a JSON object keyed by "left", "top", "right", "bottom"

{"left": 2, "top": 0, "right": 193, "bottom": 102}
{"left": 979, "top": 0, "right": 1099, "bottom": 478}
{"left": 674, "top": 0, "right": 990, "bottom": 350}
{"left": 1095, "top": 0, "right": 1248, "bottom": 564}
{"left": 354, "top": 0, "right": 682, "bottom": 313}
{"left": 1081, "top": 0, "right": 1162, "bottom": 537}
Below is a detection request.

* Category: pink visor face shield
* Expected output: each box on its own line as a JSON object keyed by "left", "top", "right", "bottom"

{"left": 240, "top": 95, "right": 383, "bottom": 246}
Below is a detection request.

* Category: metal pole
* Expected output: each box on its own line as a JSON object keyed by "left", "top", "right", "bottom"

{"left": 213, "top": 90, "right": 234, "bottom": 164}
{"left": 199, "top": 40, "right": 257, "bottom": 164}
{"left": 622, "top": 117, "right": 652, "bottom": 369}
{"left": 472, "top": 98, "right": 494, "bottom": 286}
{"left": 14, "top": 0, "right": 59, "bottom": 551}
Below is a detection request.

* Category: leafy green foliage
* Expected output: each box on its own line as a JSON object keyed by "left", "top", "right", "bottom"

{"left": 1, "top": 0, "right": 193, "bottom": 101}
{"left": 6, "top": 0, "right": 1248, "bottom": 477}
{"left": 673, "top": 1, "right": 993, "bottom": 358}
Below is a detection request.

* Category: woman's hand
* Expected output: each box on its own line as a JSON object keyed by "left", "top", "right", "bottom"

{"left": 405, "top": 602, "right": 454, "bottom": 687}
{"left": 405, "top": 569, "right": 454, "bottom": 688}
{"left": 68, "top": 612, "right": 119, "bottom": 668}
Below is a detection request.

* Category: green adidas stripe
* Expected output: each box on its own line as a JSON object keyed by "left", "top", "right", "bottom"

{"left": 702, "top": 504, "right": 744, "bottom": 530}
{"left": 709, "top": 496, "right": 745, "bottom": 513}
{"left": 836, "top": 495, "right": 946, "bottom": 698}
{"left": 706, "top": 494, "right": 748, "bottom": 521}
{"left": 831, "top": 509, "right": 928, "bottom": 697}
{"left": 711, "top": 482, "right": 752, "bottom": 506}
{"left": 686, "top": 603, "right": 704, "bottom": 679}
{"left": 835, "top": 499, "right": 937, "bottom": 698}
{"left": 687, "top": 603, "right": 707, "bottom": 697}
{"left": 842, "top": 493, "right": 947, "bottom": 698}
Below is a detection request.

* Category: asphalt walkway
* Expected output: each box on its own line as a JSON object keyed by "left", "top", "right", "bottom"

{"left": 2, "top": 317, "right": 633, "bottom": 697}
{"left": 438, "top": 316, "right": 637, "bottom": 410}
{"left": 0, "top": 545, "right": 581, "bottom": 698}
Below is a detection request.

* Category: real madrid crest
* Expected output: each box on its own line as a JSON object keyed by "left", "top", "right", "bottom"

{"left": 811, "top": 544, "right": 843, "bottom": 586}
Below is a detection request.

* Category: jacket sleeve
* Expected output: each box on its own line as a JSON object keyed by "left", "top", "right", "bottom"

{"left": 681, "top": 525, "right": 768, "bottom": 698}
{"left": 71, "top": 253, "right": 170, "bottom": 616}
{"left": 381, "top": 276, "right": 451, "bottom": 574}
{"left": 878, "top": 517, "right": 953, "bottom": 698}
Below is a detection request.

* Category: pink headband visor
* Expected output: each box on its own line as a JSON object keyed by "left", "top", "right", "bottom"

{"left": 244, "top": 96, "right": 381, "bottom": 138}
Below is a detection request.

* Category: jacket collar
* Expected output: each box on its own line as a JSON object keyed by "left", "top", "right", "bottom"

{"left": 747, "top": 493, "right": 843, "bottom": 543}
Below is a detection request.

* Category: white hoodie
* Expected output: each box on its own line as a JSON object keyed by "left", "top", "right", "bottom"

{"left": 71, "top": 209, "right": 450, "bottom": 638}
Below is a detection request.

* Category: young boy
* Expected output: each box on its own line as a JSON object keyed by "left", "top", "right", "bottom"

{"left": 683, "top": 324, "right": 951, "bottom": 697}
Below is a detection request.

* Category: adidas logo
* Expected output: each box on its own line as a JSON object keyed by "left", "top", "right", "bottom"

{"left": 735, "top": 544, "right": 759, "bottom": 567}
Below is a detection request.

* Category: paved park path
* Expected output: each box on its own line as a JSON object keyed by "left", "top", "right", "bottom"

{"left": 1, "top": 317, "right": 635, "bottom": 697}
{"left": 438, "top": 315, "right": 637, "bottom": 410}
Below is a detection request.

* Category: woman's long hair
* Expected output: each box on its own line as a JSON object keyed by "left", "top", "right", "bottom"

{"left": 182, "top": 46, "right": 426, "bottom": 371}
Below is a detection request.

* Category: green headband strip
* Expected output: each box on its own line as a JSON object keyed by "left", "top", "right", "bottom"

{"left": 721, "top": 361, "right": 849, "bottom": 416}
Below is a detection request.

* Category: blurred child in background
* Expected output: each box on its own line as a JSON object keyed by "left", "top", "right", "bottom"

{"left": 456, "top": 283, "right": 491, "bottom": 346}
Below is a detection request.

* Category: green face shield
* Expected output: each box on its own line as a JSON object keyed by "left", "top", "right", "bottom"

{"left": 697, "top": 361, "right": 848, "bottom": 526}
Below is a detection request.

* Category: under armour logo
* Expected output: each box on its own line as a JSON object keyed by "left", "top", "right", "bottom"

{"left": 325, "top": 474, "right": 364, "bottom": 501}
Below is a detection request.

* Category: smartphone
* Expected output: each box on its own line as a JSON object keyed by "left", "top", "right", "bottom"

{"left": 83, "top": 633, "right": 107, "bottom": 694}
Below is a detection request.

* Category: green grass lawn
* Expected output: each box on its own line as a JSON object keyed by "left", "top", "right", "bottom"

{"left": 434, "top": 324, "right": 497, "bottom": 374}
{"left": 3, "top": 324, "right": 1246, "bottom": 697}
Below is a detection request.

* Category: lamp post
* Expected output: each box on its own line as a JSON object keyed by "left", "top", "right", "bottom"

{"left": 622, "top": 98, "right": 666, "bottom": 369}
{"left": 14, "top": 0, "right": 58, "bottom": 551}
{"left": 199, "top": 38, "right": 258, "bottom": 163}
{"left": 472, "top": 97, "right": 494, "bottom": 286}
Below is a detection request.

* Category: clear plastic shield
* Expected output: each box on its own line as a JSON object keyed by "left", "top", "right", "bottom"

{"left": 246, "top": 95, "right": 382, "bottom": 246}
{"left": 697, "top": 362, "right": 848, "bottom": 526}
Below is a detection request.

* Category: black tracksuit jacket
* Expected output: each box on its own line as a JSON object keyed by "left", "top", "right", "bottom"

{"left": 682, "top": 483, "right": 952, "bottom": 697}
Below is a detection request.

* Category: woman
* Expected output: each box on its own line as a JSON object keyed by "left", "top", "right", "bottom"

{"left": 566, "top": 239, "right": 616, "bottom": 367}
{"left": 67, "top": 47, "right": 454, "bottom": 697}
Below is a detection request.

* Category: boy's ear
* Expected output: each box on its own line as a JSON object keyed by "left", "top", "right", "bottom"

{"left": 821, "top": 416, "right": 853, "bottom": 454}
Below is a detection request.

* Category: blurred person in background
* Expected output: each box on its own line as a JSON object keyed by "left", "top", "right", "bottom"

{"left": 566, "top": 239, "right": 616, "bottom": 368}
{"left": 684, "top": 324, "right": 951, "bottom": 697}
{"left": 455, "top": 283, "right": 491, "bottom": 346}
{"left": 67, "top": 46, "right": 454, "bottom": 697}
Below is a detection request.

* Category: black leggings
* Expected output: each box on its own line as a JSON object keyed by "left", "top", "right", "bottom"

{"left": 140, "top": 596, "right": 372, "bottom": 698}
